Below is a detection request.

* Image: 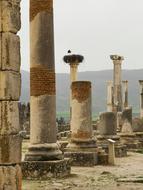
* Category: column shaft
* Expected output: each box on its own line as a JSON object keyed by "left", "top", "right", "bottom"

{"left": 122, "top": 80, "right": 128, "bottom": 109}
{"left": 107, "top": 81, "right": 114, "bottom": 112}
{"left": 139, "top": 80, "right": 143, "bottom": 118}
{"left": 25, "top": 0, "right": 62, "bottom": 161}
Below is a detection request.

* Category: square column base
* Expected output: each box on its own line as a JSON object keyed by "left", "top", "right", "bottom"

{"left": 64, "top": 151, "right": 98, "bottom": 166}
{"left": 22, "top": 158, "right": 71, "bottom": 179}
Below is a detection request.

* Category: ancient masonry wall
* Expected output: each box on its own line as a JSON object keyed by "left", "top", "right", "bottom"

{"left": 0, "top": 0, "right": 22, "bottom": 189}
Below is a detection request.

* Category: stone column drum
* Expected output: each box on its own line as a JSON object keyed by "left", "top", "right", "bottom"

{"left": 122, "top": 80, "right": 128, "bottom": 109}
{"left": 22, "top": 0, "right": 71, "bottom": 179}
{"left": 110, "top": 55, "right": 124, "bottom": 112}
{"left": 97, "top": 112, "right": 127, "bottom": 157}
{"left": 139, "top": 80, "right": 143, "bottom": 118}
{"left": 65, "top": 81, "right": 98, "bottom": 166}
{"left": 107, "top": 81, "right": 114, "bottom": 111}
{"left": 0, "top": 0, "right": 22, "bottom": 189}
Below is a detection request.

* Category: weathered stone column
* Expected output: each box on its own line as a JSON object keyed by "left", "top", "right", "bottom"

{"left": 63, "top": 54, "right": 84, "bottom": 83}
{"left": 107, "top": 81, "right": 114, "bottom": 111}
{"left": 139, "top": 80, "right": 143, "bottom": 118}
{"left": 0, "top": 0, "right": 22, "bottom": 189}
{"left": 110, "top": 55, "right": 124, "bottom": 112}
{"left": 65, "top": 81, "right": 98, "bottom": 166}
{"left": 22, "top": 0, "right": 71, "bottom": 179}
{"left": 63, "top": 54, "right": 84, "bottom": 117}
{"left": 122, "top": 80, "right": 128, "bottom": 109}
{"left": 97, "top": 112, "right": 127, "bottom": 157}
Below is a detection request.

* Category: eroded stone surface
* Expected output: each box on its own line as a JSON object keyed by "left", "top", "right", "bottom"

{"left": 1, "top": 0, "right": 21, "bottom": 33}
{"left": 0, "top": 101, "right": 20, "bottom": 135}
{"left": 0, "top": 165, "right": 22, "bottom": 190}
{"left": 22, "top": 158, "right": 71, "bottom": 179}
{"left": 0, "top": 71, "right": 21, "bottom": 100}
{"left": 0, "top": 135, "right": 21, "bottom": 164}
{"left": 1, "top": 32, "right": 20, "bottom": 71}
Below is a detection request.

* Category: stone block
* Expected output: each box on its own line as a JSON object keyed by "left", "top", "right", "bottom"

{"left": 0, "top": 71, "right": 21, "bottom": 100}
{"left": 0, "top": 101, "right": 20, "bottom": 135}
{"left": 0, "top": 135, "right": 21, "bottom": 164}
{"left": 0, "top": 164, "right": 21, "bottom": 190}
{"left": 1, "top": 0, "right": 21, "bottom": 33}
{"left": 65, "top": 151, "right": 98, "bottom": 166}
{"left": 1, "top": 32, "right": 20, "bottom": 71}
{"left": 22, "top": 158, "right": 71, "bottom": 179}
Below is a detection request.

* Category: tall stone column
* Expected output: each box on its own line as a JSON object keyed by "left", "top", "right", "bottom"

{"left": 139, "top": 80, "right": 143, "bottom": 118}
{"left": 65, "top": 81, "right": 98, "bottom": 166}
{"left": 0, "top": 0, "right": 22, "bottom": 189}
{"left": 22, "top": 0, "right": 71, "bottom": 179}
{"left": 110, "top": 55, "right": 124, "bottom": 112}
{"left": 122, "top": 80, "right": 128, "bottom": 109}
{"left": 107, "top": 81, "right": 114, "bottom": 111}
{"left": 63, "top": 54, "right": 84, "bottom": 117}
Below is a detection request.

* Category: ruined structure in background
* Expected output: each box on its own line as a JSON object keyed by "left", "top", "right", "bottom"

{"left": 22, "top": 0, "right": 71, "bottom": 179}
{"left": 122, "top": 80, "right": 129, "bottom": 109}
{"left": 107, "top": 80, "right": 114, "bottom": 111}
{"left": 0, "top": 0, "right": 22, "bottom": 189}
{"left": 19, "top": 102, "right": 30, "bottom": 135}
{"left": 139, "top": 80, "right": 143, "bottom": 118}
{"left": 65, "top": 81, "right": 98, "bottom": 166}
{"left": 97, "top": 112, "right": 127, "bottom": 157}
{"left": 110, "top": 55, "right": 124, "bottom": 112}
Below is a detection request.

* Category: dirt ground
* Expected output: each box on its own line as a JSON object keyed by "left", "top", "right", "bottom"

{"left": 23, "top": 140, "right": 143, "bottom": 190}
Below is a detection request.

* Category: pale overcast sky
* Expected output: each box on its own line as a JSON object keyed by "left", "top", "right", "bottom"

{"left": 19, "top": 0, "right": 143, "bottom": 73}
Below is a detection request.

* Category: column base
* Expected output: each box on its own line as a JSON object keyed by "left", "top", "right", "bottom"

{"left": 22, "top": 158, "right": 71, "bottom": 179}
{"left": 0, "top": 164, "right": 21, "bottom": 190}
{"left": 64, "top": 140, "right": 98, "bottom": 166}
{"left": 24, "top": 143, "right": 63, "bottom": 161}
{"left": 97, "top": 135, "right": 127, "bottom": 157}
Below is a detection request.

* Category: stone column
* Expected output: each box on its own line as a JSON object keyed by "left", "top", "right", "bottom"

{"left": 63, "top": 54, "right": 84, "bottom": 117}
{"left": 122, "top": 80, "right": 128, "bottom": 109}
{"left": 0, "top": 0, "right": 22, "bottom": 189}
{"left": 23, "top": 0, "right": 71, "bottom": 179}
{"left": 110, "top": 55, "right": 124, "bottom": 112}
{"left": 139, "top": 80, "right": 143, "bottom": 118}
{"left": 65, "top": 81, "right": 98, "bottom": 166}
{"left": 107, "top": 81, "right": 114, "bottom": 111}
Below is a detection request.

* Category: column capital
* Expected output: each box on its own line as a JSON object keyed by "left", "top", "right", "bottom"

{"left": 110, "top": 55, "right": 124, "bottom": 61}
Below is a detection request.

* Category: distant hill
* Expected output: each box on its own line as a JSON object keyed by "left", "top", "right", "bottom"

{"left": 21, "top": 69, "right": 143, "bottom": 114}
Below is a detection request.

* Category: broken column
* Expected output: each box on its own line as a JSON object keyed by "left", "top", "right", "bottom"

{"left": 97, "top": 112, "right": 127, "bottom": 157}
{"left": 139, "top": 80, "right": 143, "bottom": 118}
{"left": 119, "top": 108, "right": 140, "bottom": 149}
{"left": 65, "top": 81, "right": 98, "bottom": 166}
{"left": 0, "top": 0, "right": 22, "bottom": 189}
{"left": 22, "top": 0, "right": 71, "bottom": 179}
{"left": 122, "top": 80, "right": 128, "bottom": 109}
{"left": 107, "top": 81, "right": 114, "bottom": 111}
{"left": 110, "top": 55, "right": 124, "bottom": 112}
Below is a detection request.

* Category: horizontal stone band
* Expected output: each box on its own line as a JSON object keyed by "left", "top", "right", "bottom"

{"left": 30, "top": 67, "right": 55, "bottom": 96}
{"left": 30, "top": 0, "right": 53, "bottom": 21}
